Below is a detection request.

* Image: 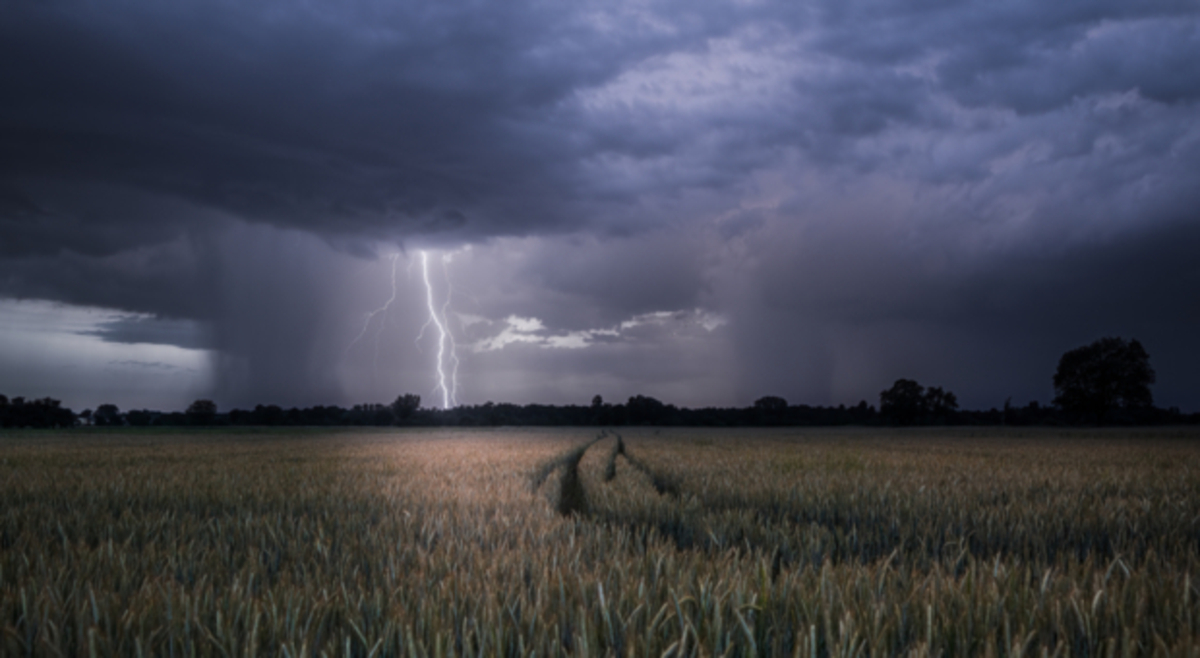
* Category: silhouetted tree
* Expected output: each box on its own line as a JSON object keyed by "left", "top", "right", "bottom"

{"left": 155, "top": 412, "right": 188, "bottom": 426}
{"left": 753, "top": 395, "right": 788, "bottom": 425}
{"left": 251, "top": 404, "right": 285, "bottom": 425}
{"left": 391, "top": 393, "right": 421, "bottom": 422}
{"left": 347, "top": 403, "right": 393, "bottom": 426}
{"left": 391, "top": 393, "right": 420, "bottom": 417}
{"left": 754, "top": 396, "right": 788, "bottom": 412}
{"left": 0, "top": 396, "right": 75, "bottom": 428}
{"left": 880, "top": 379, "right": 927, "bottom": 425}
{"left": 880, "top": 379, "right": 959, "bottom": 425}
{"left": 626, "top": 395, "right": 669, "bottom": 425}
{"left": 924, "top": 386, "right": 959, "bottom": 423}
{"left": 1053, "top": 337, "right": 1155, "bottom": 423}
{"left": 94, "top": 404, "right": 122, "bottom": 426}
{"left": 851, "top": 400, "right": 876, "bottom": 423}
{"left": 186, "top": 399, "right": 218, "bottom": 426}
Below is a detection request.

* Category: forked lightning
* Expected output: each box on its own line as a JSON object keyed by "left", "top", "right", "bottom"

{"left": 420, "top": 250, "right": 460, "bottom": 409}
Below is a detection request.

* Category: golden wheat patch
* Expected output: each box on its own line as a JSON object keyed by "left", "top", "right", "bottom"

{"left": 1, "top": 426, "right": 1198, "bottom": 656}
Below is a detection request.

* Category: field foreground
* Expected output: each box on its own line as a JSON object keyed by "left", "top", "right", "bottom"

{"left": 1, "top": 426, "right": 1198, "bottom": 656}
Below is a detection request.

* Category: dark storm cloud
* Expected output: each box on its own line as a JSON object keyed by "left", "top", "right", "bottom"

{"left": 2, "top": 0, "right": 1199, "bottom": 409}
{"left": 0, "top": 182, "right": 204, "bottom": 258}
{"left": 0, "top": 234, "right": 209, "bottom": 319}
{"left": 4, "top": 0, "right": 1197, "bottom": 249}
{"left": 0, "top": 0, "right": 736, "bottom": 251}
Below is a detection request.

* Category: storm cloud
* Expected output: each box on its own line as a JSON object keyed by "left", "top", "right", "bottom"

{"left": 1, "top": 0, "right": 1198, "bottom": 411}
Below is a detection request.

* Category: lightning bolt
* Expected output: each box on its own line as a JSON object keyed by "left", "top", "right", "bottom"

{"left": 345, "top": 254, "right": 400, "bottom": 383}
{"left": 420, "top": 250, "right": 460, "bottom": 409}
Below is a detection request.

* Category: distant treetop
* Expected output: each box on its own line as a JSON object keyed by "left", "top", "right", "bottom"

{"left": 1053, "top": 337, "right": 1155, "bottom": 423}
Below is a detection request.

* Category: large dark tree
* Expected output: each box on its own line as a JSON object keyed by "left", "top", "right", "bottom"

{"left": 185, "top": 399, "right": 218, "bottom": 426}
{"left": 879, "top": 379, "right": 927, "bottom": 425}
{"left": 1053, "top": 337, "right": 1155, "bottom": 422}
{"left": 753, "top": 395, "right": 788, "bottom": 425}
{"left": 880, "top": 379, "right": 959, "bottom": 425}
{"left": 924, "top": 387, "right": 959, "bottom": 422}
{"left": 93, "top": 404, "right": 122, "bottom": 426}
{"left": 626, "top": 395, "right": 669, "bottom": 425}
{"left": 391, "top": 393, "right": 421, "bottom": 422}
{"left": 0, "top": 396, "right": 75, "bottom": 428}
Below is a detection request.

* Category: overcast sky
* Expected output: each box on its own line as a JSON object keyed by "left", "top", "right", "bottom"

{"left": 2, "top": 0, "right": 1198, "bottom": 412}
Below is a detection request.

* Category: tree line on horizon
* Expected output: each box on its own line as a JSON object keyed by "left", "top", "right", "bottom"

{"left": 3, "top": 336, "right": 1194, "bottom": 429}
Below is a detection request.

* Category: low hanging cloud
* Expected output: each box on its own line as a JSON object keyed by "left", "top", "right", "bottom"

{"left": 81, "top": 315, "right": 213, "bottom": 351}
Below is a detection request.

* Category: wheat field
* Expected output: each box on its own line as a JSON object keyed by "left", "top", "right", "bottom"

{"left": 1, "top": 426, "right": 1197, "bottom": 656}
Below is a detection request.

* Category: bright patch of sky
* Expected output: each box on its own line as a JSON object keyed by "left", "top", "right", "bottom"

{"left": 473, "top": 308, "right": 726, "bottom": 353}
{"left": 0, "top": 299, "right": 211, "bottom": 411}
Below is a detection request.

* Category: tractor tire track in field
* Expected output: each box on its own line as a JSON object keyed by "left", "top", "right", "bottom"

{"left": 531, "top": 430, "right": 681, "bottom": 517}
